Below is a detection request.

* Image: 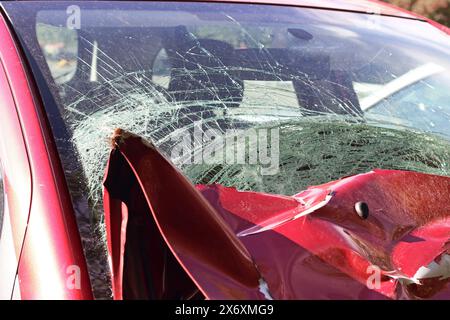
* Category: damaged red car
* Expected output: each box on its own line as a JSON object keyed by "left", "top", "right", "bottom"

{"left": 0, "top": 0, "right": 449, "bottom": 300}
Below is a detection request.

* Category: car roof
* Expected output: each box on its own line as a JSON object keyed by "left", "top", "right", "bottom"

{"left": 206, "top": 0, "right": 422, "bottom": 20}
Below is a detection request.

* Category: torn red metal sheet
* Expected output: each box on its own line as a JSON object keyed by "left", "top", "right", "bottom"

{"left": 103, "top": 129, "right": 263, "bottom": 300}
{"left": 103, "top": 129, "right": 450, "bottom": 300}
{"left": 199, "top": 173, "right": 450, "bottom": 299}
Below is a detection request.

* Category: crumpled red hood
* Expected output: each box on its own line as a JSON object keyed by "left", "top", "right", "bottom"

{"left": 103, "top": 129, "right": 450, "bottom": 300}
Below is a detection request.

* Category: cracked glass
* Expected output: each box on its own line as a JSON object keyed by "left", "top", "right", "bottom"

{"left": 4, "top": 1, "right": 450, "bottom": 298}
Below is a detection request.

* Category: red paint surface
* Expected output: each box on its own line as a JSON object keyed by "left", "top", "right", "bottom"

{"left": 104, "top": 131, "right": 450, "bottom": 300}
{"left": 104, "top": 130, "right": 262, "bottom": 299}
{"left": 200, "top": 171, "right": 450, "bottom": 299}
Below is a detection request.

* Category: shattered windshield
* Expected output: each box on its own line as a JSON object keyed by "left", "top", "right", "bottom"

{"left": 4, "top": 1, "right": 450, "bottom": 298}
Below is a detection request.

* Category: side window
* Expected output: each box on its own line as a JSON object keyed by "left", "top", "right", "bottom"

{"left": 36, "top": 23, "right": 78, "bottom": 84}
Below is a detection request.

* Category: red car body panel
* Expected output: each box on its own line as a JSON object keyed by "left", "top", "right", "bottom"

{"left": 103, "top": 131, "right": 450, "bottom": 300}
{"left": 0, "top": 0, "right": 448, "bottom": 299}
{"left": 0, "top": 14, "right": 92, "bottom": 299}
{"left": 103, "top": 130, "right": 262, "bottom": 299}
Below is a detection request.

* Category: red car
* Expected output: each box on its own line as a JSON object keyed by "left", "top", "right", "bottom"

{"left": 0, "top": 0, "right": 449, "bottom": 300}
